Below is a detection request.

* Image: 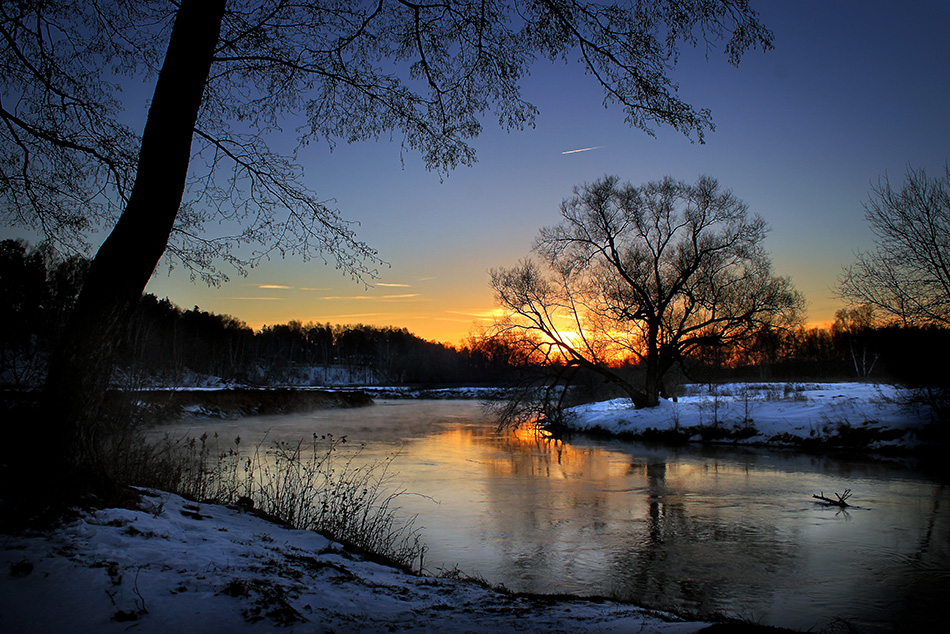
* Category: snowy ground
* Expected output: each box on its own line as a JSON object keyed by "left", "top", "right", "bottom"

{"left": 1, "top": 490, "right": 707, "bottom": 633}
{"left": 563, "top": 382, "right": 936, "bottom": 451}
{"left": 2, "top": 382, "right": 940, "bottom": 632}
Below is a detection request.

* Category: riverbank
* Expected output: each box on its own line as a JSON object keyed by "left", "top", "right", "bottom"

{"left": 558, "top": 382, "right": 945, "bottom": 454}
{"left": 1, "top": 387, "right": 375, "bottom": 421}
{"left": 1, "top": 488, "right": 716, "bottom": 633}
{"left": 130, "top": 387, "right": 374, "bottom": 418}
{"left": 3, "top": 389, "right": 942, "bottom": 632}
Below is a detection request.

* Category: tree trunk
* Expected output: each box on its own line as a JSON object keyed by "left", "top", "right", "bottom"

{"left": 642, "top": 320, "right": 662, "bottom": 408}
{"left": 564, "top": 358, "right": 650, "bottom": 409}
{"left": 41, "top": 0, "right": 226, "bottom": 486}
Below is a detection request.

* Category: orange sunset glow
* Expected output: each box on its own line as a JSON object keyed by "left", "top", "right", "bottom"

{"left": 2, "top": 3, "right": 948, "bottom": 634}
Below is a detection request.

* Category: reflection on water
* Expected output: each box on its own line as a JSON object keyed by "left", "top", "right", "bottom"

{"left": 159, "top": 400, "right": 949, "bottom": 633}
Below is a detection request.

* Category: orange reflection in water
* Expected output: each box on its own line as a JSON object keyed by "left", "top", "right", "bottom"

{"left": 417, "top": 422, "right": 633, "bottom": 482}
{"left": 154, "top": 401, "right": 950, "bottom": 633}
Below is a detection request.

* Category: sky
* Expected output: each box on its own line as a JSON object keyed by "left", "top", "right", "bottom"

{"left": 6, "top": 1, "right": 950, "bottom": 345}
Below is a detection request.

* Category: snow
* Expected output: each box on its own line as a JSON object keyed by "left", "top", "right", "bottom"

{"left": 2, "top": 382, "right": 938, "bottom": 632}
{"left": 562, "top": 382, "right": 934, "bottom": 450}
{"left": 364, "top": 386, "right": 509, "bottom": 399}
{"left": 1, "top": 489, "right": 706, "bottom": 633}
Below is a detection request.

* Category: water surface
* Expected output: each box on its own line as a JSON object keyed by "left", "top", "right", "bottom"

{"left": 159, "top": 400, "right": 949, "bottom": 632}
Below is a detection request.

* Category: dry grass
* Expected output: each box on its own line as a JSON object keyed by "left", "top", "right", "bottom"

{"left": 105, "top": 429, "right": 426, "bottom": 572}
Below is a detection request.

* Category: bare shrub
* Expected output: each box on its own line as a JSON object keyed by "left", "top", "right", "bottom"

{"left": 783, "top": 383, "right": 807, "bottom": 401}
{"left": 108, "top": 430, "right": 426, "bottom": 572}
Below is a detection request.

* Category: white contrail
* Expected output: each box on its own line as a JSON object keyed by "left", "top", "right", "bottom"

{"left": 561, "top": 146, "right": 603, "bottom": 155}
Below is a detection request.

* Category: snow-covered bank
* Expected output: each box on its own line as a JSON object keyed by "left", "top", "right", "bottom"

{"left": 563, "top": 382, "right": 939, "bottom": 451}
{"left": 1, "top": 491, "right": 707, "bottom": 633}
{"left": 363, "top": 386, "right": 511, "bottom": 400}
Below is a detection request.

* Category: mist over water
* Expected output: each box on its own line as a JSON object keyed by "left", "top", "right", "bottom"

{"left": 158, "top": 400, "right": 949, "bottom": 633}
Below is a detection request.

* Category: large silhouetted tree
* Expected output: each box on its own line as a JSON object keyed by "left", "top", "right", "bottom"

{"left": 0, "top": 1, "right": 772, "bottom": 483}
{"left": 838, "top": 166, "right": 950, "bottom": 327}
{"left": 491, "top": 176, "right": 803, "bottom": 410}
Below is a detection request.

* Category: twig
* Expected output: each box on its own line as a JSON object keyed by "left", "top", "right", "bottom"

{"left": 132, "top": 567, "right": 148, "bottom": 615}
{"left": 812, "top": 489, "right": 853, "bottom": 507}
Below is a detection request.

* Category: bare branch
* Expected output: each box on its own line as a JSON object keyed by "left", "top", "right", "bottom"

{"left": 838, "top": 166, "right": 950, "bottom": 326}
{"left": 493, "top": 175, "right": 802, "bottom": 409}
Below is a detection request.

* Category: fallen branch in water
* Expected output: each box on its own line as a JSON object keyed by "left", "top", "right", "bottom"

{"left": 813, "top": 489, "right": 852, "bottom": 507}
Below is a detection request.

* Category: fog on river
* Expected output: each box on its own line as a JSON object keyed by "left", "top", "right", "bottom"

{"left": 157, "top": 400, "right": 950, "bottom": 633}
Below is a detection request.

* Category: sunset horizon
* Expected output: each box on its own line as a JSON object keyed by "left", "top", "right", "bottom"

{"left": 6, "top": 3, "right": 946, "bottom": 348}
{"left": 2, "top": 3, "right": 947, "bottom": 632}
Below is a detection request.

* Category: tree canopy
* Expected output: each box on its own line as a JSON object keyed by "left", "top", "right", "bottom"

{"left": 1, "top": 0, "right": 774, "bottom": 487}
{"left": 1, "top": 0, "right": 772, "bottom": 280}
{"left": 838, "top": 165, "right": 950, "bottom": 327}
{"left": 491, "top": 175, "right": 803, "bottom": 410}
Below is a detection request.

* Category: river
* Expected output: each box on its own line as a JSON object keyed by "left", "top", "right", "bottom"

{"left": 157, "top": 399, "right": 949, "bottom": 633}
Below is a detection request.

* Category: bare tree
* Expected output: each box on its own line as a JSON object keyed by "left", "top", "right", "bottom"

{"left": 831, "top": 305, "right": 878, "bottom": 377}
{"left": 838, "top": 166, "right": 950, "bottom": 327}
{"left": 491, "top": 175, "right": 803, "bottom": 410}
{"left": 0, "top": 1, "right": 772, "bottom": 482}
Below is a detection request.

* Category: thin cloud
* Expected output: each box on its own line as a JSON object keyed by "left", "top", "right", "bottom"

{"left": 320, "top": 294, "right": 421, "bottom": 301}
{"left": 561, "top": 146, "right": 603, "bottom": 155}
{"left": 299, "top": 287, "right": 330, "bottom": 291}
{"left": 447, "top": 309, "right": 505, "bottom": 319}
{"left": 435, "top": 309, "right": 505, "bottom": 324}
{"left": 258, "top": 284, "right": 292, "bottom": 289}
{"left": 324, "top": 313, "right": 386, "bottom": 320}
{"left": 377, "top": 282, "right": 411, "bottom": 288}
{"left": 226, "top": 297, "right": 284, "bottom": 301}
{"left": 434, "top": 316, "right": 485, "bottom": 323}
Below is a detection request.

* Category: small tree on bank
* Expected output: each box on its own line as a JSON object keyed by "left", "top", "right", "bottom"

{"left": 832, "top": 305, "right": 878, "bottom": 378}
{"left": 490, "top": 175, "right": 804, "bottom": 410}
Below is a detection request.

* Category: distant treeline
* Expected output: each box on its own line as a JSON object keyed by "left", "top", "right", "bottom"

{"left": 1, "top": 240, "right": 89, "bottom": 387}
{"left": 684, "top": 318, "right": 948, "bottom": 388}
{"left": 117, "top": 293, "right": 522, "bottom": 386}
{"left": 2, "top": 239, "right": 947, "bottom": 390}
{"left": 0, "top": 240, "right": 523, "bottom": 388}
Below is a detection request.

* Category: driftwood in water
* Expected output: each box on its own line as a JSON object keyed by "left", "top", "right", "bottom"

{"left": 812, "top": 489, "right": 852, "bottom": 507}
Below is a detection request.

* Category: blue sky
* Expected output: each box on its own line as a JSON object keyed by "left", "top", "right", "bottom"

{"left": 7, "top": 1, "right": 950, "bottom": 344}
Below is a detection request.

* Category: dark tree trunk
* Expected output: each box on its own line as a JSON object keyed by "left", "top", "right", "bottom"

{"left": 564, "top": 357, "right": 650, "bottom": 409}
{"left": 41, "top": 0, "right": 226, "bottom": 485}
{"left": 642, "top": 320, "right": 662, "bottom": 408}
